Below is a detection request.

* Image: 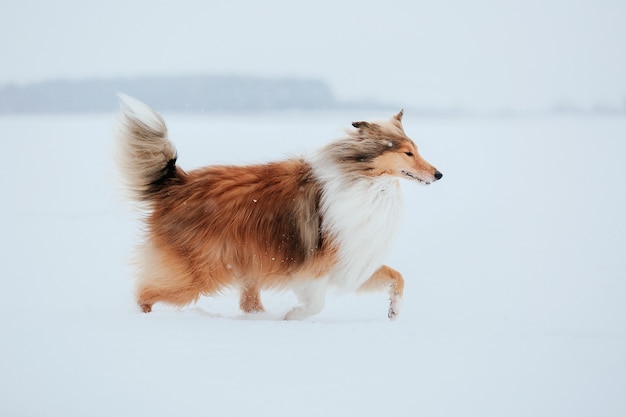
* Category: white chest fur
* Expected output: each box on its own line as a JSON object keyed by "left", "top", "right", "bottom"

{"left": 311, "top": 158, "right": 404, "bottom": 291}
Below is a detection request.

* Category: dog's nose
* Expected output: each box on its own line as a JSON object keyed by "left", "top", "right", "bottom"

{"left": 434, "top": 170, "right": 443, "bottom": 181}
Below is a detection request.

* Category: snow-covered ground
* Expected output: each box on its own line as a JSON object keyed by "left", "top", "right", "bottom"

{"left": 1, "top": 111, "right": 625, "bottom": 416}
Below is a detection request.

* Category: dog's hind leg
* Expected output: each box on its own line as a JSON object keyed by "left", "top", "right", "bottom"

{"left": 239, "top": 286, "right": 265, "bottom": 313}
{"left": 285, "top": 277, "right": 329, "bottom": 320}
{"left": 357, "top": 265, "right": 405, "bottom": 320}
{"left": 134, "top": 241, "right": 205, "bottom": 312}
{"left": 136, "top": 279, "right": 203, "bottom": 313}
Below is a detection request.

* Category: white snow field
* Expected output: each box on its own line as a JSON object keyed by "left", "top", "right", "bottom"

{"left": 1, "top": 111, "right": 625, "bottom": 417}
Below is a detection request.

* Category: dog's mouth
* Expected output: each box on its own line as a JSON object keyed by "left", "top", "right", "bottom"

{"left": 401, "top": 170, "right": 431, "bottom": 185}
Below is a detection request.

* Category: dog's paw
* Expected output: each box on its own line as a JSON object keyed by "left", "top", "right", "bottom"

{"left": 284, "top": 307, "right": 305, "bottom": 321}
{"left": 388, "top": 294, "right": 402, "bottom": 321}
{"left": 241, "top": 304, "right": 265, "bottom": 314}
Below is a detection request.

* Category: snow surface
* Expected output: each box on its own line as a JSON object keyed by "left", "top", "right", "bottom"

{"left": 1, "top": 112, "right": 625, "bottom": 417}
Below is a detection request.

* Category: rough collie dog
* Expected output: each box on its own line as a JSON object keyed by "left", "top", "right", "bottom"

{"left": 115, "top": 94, "right": 442, "bottom": 320}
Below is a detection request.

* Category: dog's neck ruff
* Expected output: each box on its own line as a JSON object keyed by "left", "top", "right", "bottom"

{"left": 310, "top": 151, "right": 404, "bottom": 291}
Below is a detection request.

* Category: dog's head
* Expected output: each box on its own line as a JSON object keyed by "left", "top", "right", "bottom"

{"left": 334, "top": 110, "right": 442, "bottom": 184}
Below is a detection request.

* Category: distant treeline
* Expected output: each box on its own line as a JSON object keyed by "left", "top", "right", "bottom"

{"left": 0, "top": 75, "right": 347, "bottom": 113}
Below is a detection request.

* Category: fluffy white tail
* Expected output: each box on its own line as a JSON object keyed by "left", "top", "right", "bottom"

{"left": 114, "top": 94, "right": 179, "bottom": 203}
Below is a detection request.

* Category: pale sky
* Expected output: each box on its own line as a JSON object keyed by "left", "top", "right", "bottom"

{"left": 1, "top": 0, "right": 625, "bottom": 111}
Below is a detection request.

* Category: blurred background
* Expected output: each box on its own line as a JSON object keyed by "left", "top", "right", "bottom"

{"left": 1, "top": 2, "right": 625, "bottom": 416}
{"left": 1, "top": 0, "right": 625, "bottom": 115}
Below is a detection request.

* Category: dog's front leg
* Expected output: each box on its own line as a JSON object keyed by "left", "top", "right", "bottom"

{"left": 285, "top": 277, "right": 329, "bottom": 320}
{"left": 357, "top": 265, "right": 405, "bottom": 320}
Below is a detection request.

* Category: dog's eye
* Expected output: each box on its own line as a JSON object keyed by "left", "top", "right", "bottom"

{"left": 404, "top": 152, "right": 413, "bottom": 157}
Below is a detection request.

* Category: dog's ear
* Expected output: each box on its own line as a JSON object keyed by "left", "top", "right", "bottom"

{"left": 393, "top": 109, "right": 404, "bottom": 123}
{"left": 352, "top": 121, "right": 371, "bottom": 129}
